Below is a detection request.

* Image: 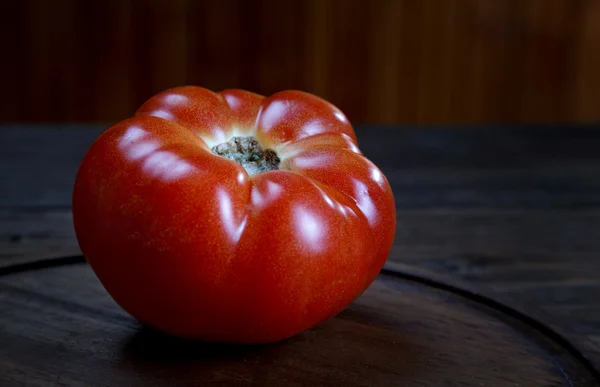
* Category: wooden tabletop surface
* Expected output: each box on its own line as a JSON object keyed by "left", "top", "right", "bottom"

{"left": 2, "top": 124, "right": 600, "bottom": 367}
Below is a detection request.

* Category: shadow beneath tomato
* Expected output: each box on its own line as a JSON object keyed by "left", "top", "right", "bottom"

{"left": 119, "top": 324, "right": 290, "bottom": 384}
{"left": 121, "top": 324, "right": 273, "bottom": 364}
{"left": 118, "top": 307, "right": 422, "bottom": 385}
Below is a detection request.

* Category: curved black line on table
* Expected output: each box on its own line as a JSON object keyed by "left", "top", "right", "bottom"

{"left": 0, "top": 255, "right": 85, "bottom": 276}
{"left": 1, "top": 255, "right": 598, "bottom": 382}
{"left": 382, "top": 261, "right": 600, "bottom": 382}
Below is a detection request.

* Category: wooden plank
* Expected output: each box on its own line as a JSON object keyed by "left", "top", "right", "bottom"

{"left": 4, "top": 0, "right": 597, "bottom": 123}
{"left": 0, "top": 210, "right": 79, "bottom": 266}
{"left": 390, "top": 209, "right": 600, "bottom": 335}
{"left": 2, "top": 125, "right": 600, "bottom": 366}
{"left": 0, "top": 1, "right": 26, "bottom": 120}
{"left": 3, "top": 207, "right": 600, "bottom": 336}
{"left": 572, "top": 0, "right": 600, "bottom": 121}
{"left": 3, "top": 125, "right": 600, "bottom": 208}
{"left": 1, "top": 264, "right": 597, "bottom": 385}
{"left": 0, "top": 125, "right": 104, "bottom": 208}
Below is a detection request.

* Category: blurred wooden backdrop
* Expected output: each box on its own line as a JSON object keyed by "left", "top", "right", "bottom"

{"left": 2, "top": 0, "right": 599, "bottom": 124}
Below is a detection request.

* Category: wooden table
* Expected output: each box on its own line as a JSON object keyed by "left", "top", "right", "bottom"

{"left": 2, "top": 125, "right": 600, "bottom": 385}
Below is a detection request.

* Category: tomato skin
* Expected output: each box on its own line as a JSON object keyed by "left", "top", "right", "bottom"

{"left": 72, "top": 86, "right": 396, "bottom": 344}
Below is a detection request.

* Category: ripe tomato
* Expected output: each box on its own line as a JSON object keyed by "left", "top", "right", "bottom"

{"left": 72, "top": 86, "right": 396, "bottom": 344}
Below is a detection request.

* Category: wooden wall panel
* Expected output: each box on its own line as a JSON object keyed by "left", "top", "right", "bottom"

{"left": 573, "top": 0, "right": 600, "bottom": 122}
{"left": 1, "top": 0, "right": 598, "bottom": 124}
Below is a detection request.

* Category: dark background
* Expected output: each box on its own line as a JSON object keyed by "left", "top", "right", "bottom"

{"left": 2, "top": 0, "right": 600, "bottom": 125}
{"left": 3, "top": 1, "right": 600, "bottom": 383}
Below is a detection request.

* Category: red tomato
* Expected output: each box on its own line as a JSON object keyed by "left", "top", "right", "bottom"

{"left": 72, "top": 86, "right": 396, "bottom": 344}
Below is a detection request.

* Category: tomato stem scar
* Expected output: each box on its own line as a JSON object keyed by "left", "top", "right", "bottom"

{"left": 212, "top": 136, "right": 280, "bottom": 175}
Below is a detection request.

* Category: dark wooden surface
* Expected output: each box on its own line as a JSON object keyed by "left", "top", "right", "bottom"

{"left": 1, "top": 260, "right": 599, "bottom": 386}
{"left": 2, "top": 125, "right": 600, "bottom": 385}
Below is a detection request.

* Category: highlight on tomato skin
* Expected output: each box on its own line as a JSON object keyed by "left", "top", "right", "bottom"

{"left": 72, "top": 85, "right": 396, "bottom": 344}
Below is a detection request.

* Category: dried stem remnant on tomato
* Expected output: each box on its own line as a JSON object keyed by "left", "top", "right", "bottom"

{"left": 212, "top": 136, "right": 280, "bottom": 175}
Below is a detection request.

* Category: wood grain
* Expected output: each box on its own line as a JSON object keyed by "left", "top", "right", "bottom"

{"left": 4, "top": 208, "right": 600, "bottom": 346}
{"left": 2, "top": 0, "right": 600, "bottom": 124}
{"left": 3, "top": 124, "right": 600, "bottom": 366}
{"left": 572, "top": 0, "right": 600, "bottom": 121}
{"left": 1, "top": 263, "right": 598, "bottom": 386}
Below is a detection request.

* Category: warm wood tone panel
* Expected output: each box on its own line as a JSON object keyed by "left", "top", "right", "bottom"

{"left": 573, "top": 0, "right": 600, "bottom": 122}
{"left": 1, "top": 0, "right": 598, "bottom": 124}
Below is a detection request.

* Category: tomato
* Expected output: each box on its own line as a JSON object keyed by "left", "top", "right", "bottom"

{"left": 72, "top": 86, "right": 396, "bottom": 344}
